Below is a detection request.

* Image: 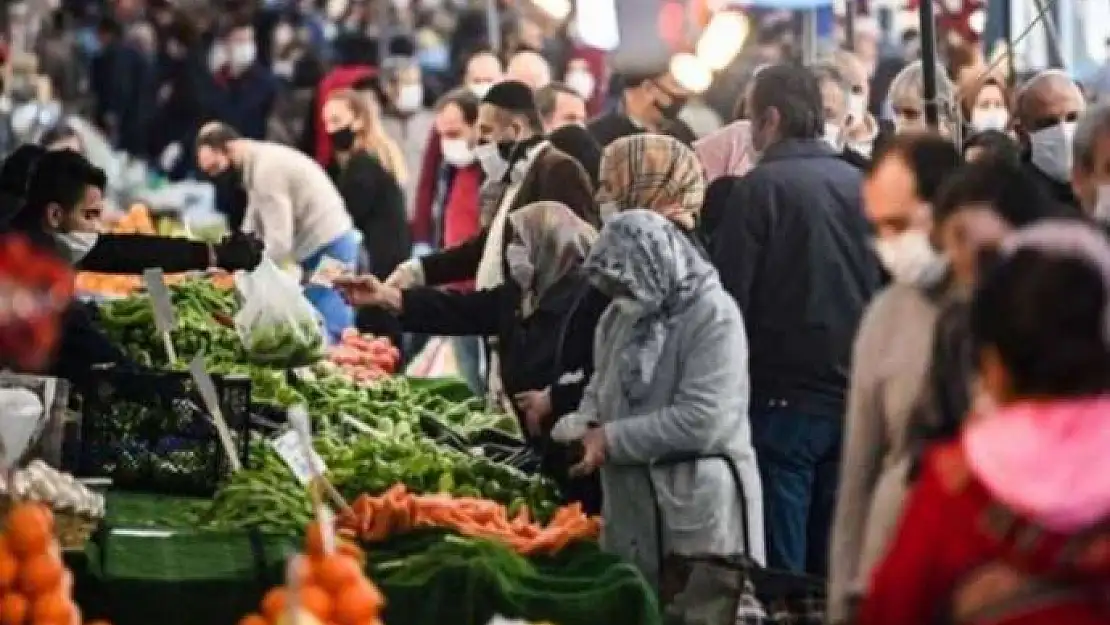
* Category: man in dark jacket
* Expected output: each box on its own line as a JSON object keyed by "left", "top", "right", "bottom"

{"left": 709, "top": 64, "right": 881, "bottom": 576}
{"left": 387, "top": 80, "right": 596, "bottom": 288}
{"left": 199, "top": 21, "right": 277, "bottom": 141}
{"left": 1014, "top": 69, "right": 1085, "bottom": 212}
{"left": 586, "top": 69, "right": 696, "bottom": 147}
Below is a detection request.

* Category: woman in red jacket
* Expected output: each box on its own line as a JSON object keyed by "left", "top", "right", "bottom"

{"left": 861, "top": 221, "right": 1110, "bottom": 625}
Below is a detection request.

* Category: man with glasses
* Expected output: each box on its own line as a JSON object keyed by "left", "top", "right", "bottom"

{"left": 586, "top": 69, "right": 695, "bottom": 147}
{"left": 1014, "top": 69, "right": 1086, "bottom": 212}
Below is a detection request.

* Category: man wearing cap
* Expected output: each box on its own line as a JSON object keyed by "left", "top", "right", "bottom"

{"left": 389, "top": 80, "right": 596, "bottom": 290}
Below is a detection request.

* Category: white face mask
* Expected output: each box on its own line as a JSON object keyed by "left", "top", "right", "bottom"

{"left": 468, "top": 81, "right": 493, "bottom": 99}
{"left": 612, "top": 296, "right": 645, "bottom": 317}
{"left": 822, "top": 122, "right": 842, "bottom": 150}
{"left": 848, "top": 138, "right": 873, "bottom": 158}
{"left": 565, "top": 70, "right": 596, "bottom": 100}
{"left": 1029, "top": 121, "right": 1077, "bottom": 182}
{"left": 228, "top": 41, "right": 257, "bottom": 72}
{"left": 874, "top": 230, "right": 941, "bottom": 285}
{"left": 473, "top": 142, "right": 508, "bottom": 180}
{"left": 396, "top": 83, "right": 424, "bottom": 113}
{"left": 847, "top": 93, "right": 868, "bottom": 123}
{"left": 599, "top": 201, "right": 620, "bottom": 221}
{"left": 53, "top": 231, "right": 98, "bottom": 264}
{"left": 970, "top": 108, "right": 1009, "bottom": 133}
{"left": 441, "top": 138, "right": 475, "bottom": 167}
{"left": 209, "top": 43, "right": 228, "bottom": 72}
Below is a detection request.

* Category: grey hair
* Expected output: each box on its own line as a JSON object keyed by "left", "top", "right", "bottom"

{"left": 1014, "top": 69, "right": 1077, "bottom": 120}
{"left": 1073, "top": 103, "right": 1110, "bottom": 173}
{"left": 887, "top": 60, "right": 958, "bottom": 132}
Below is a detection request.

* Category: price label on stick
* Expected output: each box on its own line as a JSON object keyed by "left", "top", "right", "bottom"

{"left": 142, "top": 268, "right": 178, "bottom": 363}
{"left": 187, "top": 353, "right": 243, "bottom": 472}
{"left": 269, "top": 429, "right": 326, "bottom": 485}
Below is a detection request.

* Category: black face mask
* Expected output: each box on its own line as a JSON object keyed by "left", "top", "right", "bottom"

{"left": 657, "top": 95, "right": 687, "bottom": 119}
{"left": 330, "top": 127, "right": 357, "bottom": 152}
{"left": 495, "top": 140, "right": 517, "bottom": 162}
{"left": 211, "top": 166, "right": 242, "bottom": 189}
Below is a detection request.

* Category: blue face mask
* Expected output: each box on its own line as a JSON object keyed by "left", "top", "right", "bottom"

{"left": 417, "top": 45, "right": 449, "bottom": 73}
{"left": 77, "top": 28, "right": 101, "bottom": 56}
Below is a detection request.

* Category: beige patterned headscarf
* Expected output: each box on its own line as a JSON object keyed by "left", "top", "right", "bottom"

{"left": 598, "top": 134, "right": 707, "bottom": 230}
{"left": 505, "top": 201, "right": 598, "bottom": 317}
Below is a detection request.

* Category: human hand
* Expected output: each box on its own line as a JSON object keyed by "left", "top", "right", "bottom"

{"left": 514, "top": 387, "right": 552, "bottom": 437}
{"left": 213, "top": 232, "right": 264, "bottom": 270}
{"left": 569, "top": 426, "right": 606, "bottom": 477}
{"left": 385, "top": 259, "right": 422, "bottom": 289}
{"left": 333, "top": 274, "right": 403, "bottom": 312}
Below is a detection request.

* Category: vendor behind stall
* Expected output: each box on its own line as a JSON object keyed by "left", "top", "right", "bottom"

{"left": 195, "top": 122, "right": 361, "bottom": 342}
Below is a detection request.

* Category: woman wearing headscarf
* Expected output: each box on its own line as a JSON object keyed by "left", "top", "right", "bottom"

{"left": 597, "top": 134, "right": 709, "bottom": 254}
{"left": 336, "top": 201, "right": 608, "bottom": 512}
{"left": 552, "top": 210, "right": 764, "bottom": 591}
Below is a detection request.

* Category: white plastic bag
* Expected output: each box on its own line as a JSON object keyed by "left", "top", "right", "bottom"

{"left": 550, "top": 412, "right": 598, "bottom": 444}
{"left": 234, "top": 258, "right": 326, "bottom": 366}
{"left": 0, "top": 387, "right": 45, "bottom": 468}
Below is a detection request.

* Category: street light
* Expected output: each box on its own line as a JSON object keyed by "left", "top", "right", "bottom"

{"left": 695, "top": 10, "right": 749, "bottom": 70}
{"left": 670, "top": 52, "right": 714, "bottom": 93}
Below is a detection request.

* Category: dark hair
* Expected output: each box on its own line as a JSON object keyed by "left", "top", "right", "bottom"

{"left": 13, "top": 150, "right": 106, "bottom": 233}
{"left": 962, "top": 129, "right": 1020, "bottom": 163}
{"left": 0, "top": 145, "right": 46, "bottom": 197}
{"left": 934, "top": 156, "right": 1073, "bottom": 226}
{"left": 196, "top": 122, "right": 242, "bottom": 151}
{"left": 483, "top": 80, "right": 543, "bottom": 133}
{"left": 434, "top": 88, "right": 480, "bottom": 124}
{"left": 870, "top": 133, "right": 963, "bottom": 205}
{"left": 972, "top": 241, "right": 1110, "bottom": 396}
{"left": 617, "top": 69, "right": 667, "bottom": 92}
{"left": 39, "top": 124, "right": 82, "bottom": 151}
{"left": 96, "top": 17, "right": 123, "bottom": 38}
{"left": 548, "top": 124, "right": 601, "bottom": 189}
{"left": 749, "top": 63, "right": 824, "bottom": 140}
{"left": 535, "top": 82, "right": 581, "bottom": 121}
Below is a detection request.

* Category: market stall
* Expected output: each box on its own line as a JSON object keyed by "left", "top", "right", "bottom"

{"left": 3, "top": 268, "right": 661, "bottom": 625}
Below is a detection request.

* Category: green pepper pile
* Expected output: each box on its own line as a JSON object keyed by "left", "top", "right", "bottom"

{"left": 243, "top": 320, "right": 324, "bottom": 366}
{"left": 200, "top": 426, "right": 558, "bottom": 535}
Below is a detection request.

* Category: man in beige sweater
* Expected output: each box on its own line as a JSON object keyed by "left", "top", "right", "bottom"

{"left": 195, "top": 121, "right": 360, "bottom": 341}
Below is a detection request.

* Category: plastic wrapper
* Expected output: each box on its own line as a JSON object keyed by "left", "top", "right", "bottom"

{"left": 234, "top": 258, "right": 325, "bottom": 367}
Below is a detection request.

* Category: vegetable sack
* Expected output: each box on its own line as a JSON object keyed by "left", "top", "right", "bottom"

{"left": 234, "top": 259, "right": 326, "bottom": 367}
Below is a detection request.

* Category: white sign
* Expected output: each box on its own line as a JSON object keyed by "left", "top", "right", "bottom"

{"left": 269, "top": 429, "right": 326, "bottom": 486}
{"left": 187, "top": 354, "right": 243, "bottom": 472}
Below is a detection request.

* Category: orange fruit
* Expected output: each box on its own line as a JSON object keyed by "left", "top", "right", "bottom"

{"left": 335, "top": 542, "right": 364, "bottom": 565}
{"left": 30, "top": 591, "right": 73, "bottom": 624}
{"left": 86, "top": 621, "right": 114, "bottom": 625}
{"left": 5, "top": 505, "right": 51, "bottom": 557}
{"left": 260, "top": 588, "right": 288, "bottom": 623}
{"left": 17, "top": 553, "right": 62, "bottom": 596}
{"left": 299, "top": 585, "right": 332, "bottom": 621}
{"left": 0, "top": 592, "right": 28, "bottom": 625}
{"left": 332, "top": 579, "right": 383, "bottom": 625}
{"left": 311, "top": 555, "right": 360, "bottom": 593}
{"left": 237, "top": 613, "right": 267, "bottom": 625}
{"left": 0, "top": 547, "right": 18, "bottom": 589}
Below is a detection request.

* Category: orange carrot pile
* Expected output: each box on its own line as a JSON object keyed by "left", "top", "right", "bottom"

{"left": 337, "top": 485, "right": 600, "bottom": 556}
{"left": 238, "top": 521, "right": 385, "bottom": 625}
{"left": 0, "top": 502, "right": 113, "bottom": 625}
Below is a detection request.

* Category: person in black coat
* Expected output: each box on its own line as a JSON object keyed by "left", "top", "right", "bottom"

{"left": 587, "top": 70, "right": 697, "bottom": 148}
{"left": 337, "top": 201, "right": 605, "bottom": 512}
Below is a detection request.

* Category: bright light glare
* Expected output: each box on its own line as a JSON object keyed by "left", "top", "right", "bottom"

{"left": 967, "top": 9, "right": 986, "bottom": 35}
{"left": 533, "top": 0, "right": 572, "bottom": 21}
{"left": 695, "top": 11, "right": 749, "bottom": 71}
{"left": 670, "top": 53, "right": 714, "bottom": 93}
{"left": 574, "top": 0, "right": 620, "bottom": 51}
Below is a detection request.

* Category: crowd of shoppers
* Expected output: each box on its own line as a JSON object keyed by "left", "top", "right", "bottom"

{"left": 8, "top": 1, "right": 1110, "bottom": 622}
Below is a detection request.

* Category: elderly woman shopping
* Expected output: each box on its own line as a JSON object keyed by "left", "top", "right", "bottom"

{"left": 335, "top": 201, "right": 608, "bottom": 512}
{"left": 596, "top": 134, "right": 709, "bottom": 252}
{"left": 555, "top": 210, "right": 765, "bottom": 596}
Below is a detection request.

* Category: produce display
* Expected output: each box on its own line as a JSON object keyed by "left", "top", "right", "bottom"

{"left": 339, "top": 484, "right": 599, "bottom": 555}
{"left": 323, "top": 329, "right": 401, "bottom": 385}
{"left": 0, "top": 501, "right": 112, "bottom": 625}
{"left": 199, "top": 427, "right": 558, "bottom": 536}
{"left": 0, "top": 462, "right": 105, "bottom": 520}
{"left": 239, "top": 521, "right": 385, "bottom": 625}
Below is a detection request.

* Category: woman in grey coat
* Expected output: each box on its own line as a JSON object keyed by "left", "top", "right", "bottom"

{"left": 554, "top": 210, "right": 765, "bottom": 587}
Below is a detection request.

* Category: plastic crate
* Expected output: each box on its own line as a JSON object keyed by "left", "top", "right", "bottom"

{"left": 74, "top": 366, "right": 251, "bottom": 496}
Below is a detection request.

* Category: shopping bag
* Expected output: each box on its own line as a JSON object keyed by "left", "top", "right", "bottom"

{"left": 233, "top": 258, "right": 326, "bottom": 367}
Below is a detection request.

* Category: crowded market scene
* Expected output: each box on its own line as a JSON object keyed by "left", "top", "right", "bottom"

{"left": 0, "top": 0, "right": 1108, "bottom": 622}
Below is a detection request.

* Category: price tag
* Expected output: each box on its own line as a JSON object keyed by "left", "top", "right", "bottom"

{"left": 269, "top": 429, "right": 326, "bottom": 485}
{"left": 308, "top": 256, "right": 350, "bottom": 288}
{"left": 143, "top": 268, "right": 178, "bottom": 362}
{"left": 188, "top": 353, "right": 243, "bottom": 472}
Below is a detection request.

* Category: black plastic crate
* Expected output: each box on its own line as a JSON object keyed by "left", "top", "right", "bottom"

{"left": 74, "top": 366, "right": 252, "bottom": 496}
